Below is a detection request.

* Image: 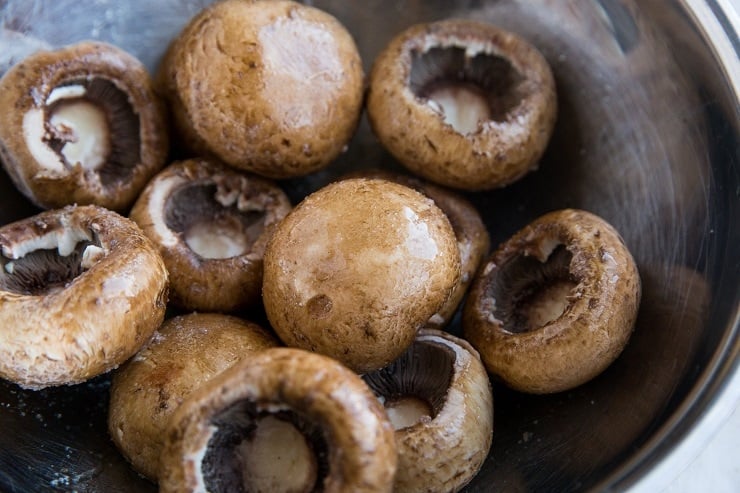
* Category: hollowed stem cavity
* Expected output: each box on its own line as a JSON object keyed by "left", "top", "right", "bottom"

{"left": 202, "top": 400, "right": 326, "bottom": 493}
{"left": 41, "top": 79, "right": 140, "bottom": 184}
{"left": 165, "top": 183, "right": 267, "bottom": 260}
{"left": 0, "top": 228, "right": 103, "bottom": 296}
{"left": 363, "top": 340, "right": 455, "bottom": 430}
{"left": 410, "top": 46, "right": 525, "bottom": 133}
{"left": 491, "top": 245, "right": 576, "bottom": 334}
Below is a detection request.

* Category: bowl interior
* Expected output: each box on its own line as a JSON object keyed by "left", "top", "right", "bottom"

{"left": 0, "top": 1, "right": 738, "bottom": 491}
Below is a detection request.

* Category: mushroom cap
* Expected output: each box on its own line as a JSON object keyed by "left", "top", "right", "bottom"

{"left": 367, "top": 19, "right": 557, "bottom": 190}
{"left": 108, "top": 312, "right": 278, "bottom": 481}
{"left": 463, "top": 209, "right": 642, "bottom": 393}
{"left": 129, "top": 158, "right": 292, "bottom": 313}
{"left": 262, "top": 177, "right": 461, "bottom": 373}
{"left": 0, "top": 205, "right": 169, "bottom": 389}
{"left": 157, "top": 0, "right": 364, "bottom": 179}
{"left": 363, "top": 328, "right": 493, "bottom": 493}
{"left": 159, "top": 347, "right": 397, "bottom": 493}
{"left": 0, "top": 41, "right": 168, "bottom": 212}
{"left": 343, "top": 169, "right": 490, "bottom": 328}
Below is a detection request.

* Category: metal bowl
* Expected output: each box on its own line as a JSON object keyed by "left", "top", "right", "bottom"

{"left": 0, "top": 1, "right": 737, "bottom": 491}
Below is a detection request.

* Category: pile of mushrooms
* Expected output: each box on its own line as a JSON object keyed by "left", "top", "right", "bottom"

{"left": 0, "top": 1, "right": 647, "bottom": 491}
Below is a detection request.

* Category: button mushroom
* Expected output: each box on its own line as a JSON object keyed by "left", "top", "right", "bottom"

{"left": 463, "top": 209, "right": 641, "bottom": 393}
{"left": 0, "top": 205, "right": 168, "bottom": 389}
{"left": 129, "top": 158, "right": 292, "bottom": 313}
{"left": 342, "top": 168, "right": 490, "bottom": 328}
{"left": 367, "top": 19, "right": 557, "bottom": 190}
{"left": 158, "top": 347, "right": 397, "bottom": 493}
{"left": 363, "top": 328, "right": 493, "bottom": 493}
{"left": 157, "top": 0, "right": 364, "bottom": 179}
{"left": 0, "top": 41, "right": 169, "bottom": 212}
{"left": 262, "top": 177, "right": 461, "bottom": 373}
{"left": 108, "top": 312, "right": 279, "bottom": 481}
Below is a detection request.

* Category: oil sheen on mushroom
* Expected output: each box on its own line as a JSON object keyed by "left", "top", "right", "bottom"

{"left": 463, "top": 209, "right": 642, "bottom": 394}
{"left": 363, "top": 329, "right": 493, "bottom": 493}
{"left": 367, "top": 19, "right": 557, "bottom": 190}
{"left": 0, "top": 41, "right": 168, "bottom": 212}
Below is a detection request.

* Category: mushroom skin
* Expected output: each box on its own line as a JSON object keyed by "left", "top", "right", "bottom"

{"left": 108, "top": 313, "right": 278, "bottom": 481}
{"left": 0, "top": 205, "right": 168, "bottom": 390}
{"left": 0, "top": 41, "right": 168, "bottom": 212}
{"left": 343, "top": 169, "right": 490, "bottom": 328}
{"left": 159, "top": 347, "right": 397, "bottom": 493}
{"left": 363, "top": 328, "right": 493, "bottom": 493}
{"left": 367, "top": 19, "right": 557, "bottom": 190}
{"left": 157, "top": 0, "right": 364, "bottom": 179}
{"left": 463, "top": 209, "right": 641, "bottom": 394}
{"left": 129, "top": 158, "right": 292, "bottom": 313}
{"left": 262, "top": 178, "right": 461, "bottom": 373}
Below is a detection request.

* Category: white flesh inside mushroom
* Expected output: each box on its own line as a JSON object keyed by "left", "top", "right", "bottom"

{"left": 184, "top": 217, "right": 250, "bottom": 259}
{"left": 49, "top": 98, "right": 110, "bottom": 170}
{"left": 237, "top": 416, "right": 317, "bottom": 493}
{"left": 524, "top": 280, "right": 576, "bottom": 329}
{"left": 385, "top": 397, "right": 432, "bottom": 430}
{"left": 427, "top": 84, "right": 491, "bottom": 134}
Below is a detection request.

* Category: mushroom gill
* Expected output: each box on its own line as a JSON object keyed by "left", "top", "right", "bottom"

{"left": 490, "top": 245, "right": 576, "bottom": 334}
{"left": 201, "top": 400, "right": 327, "bottom": 493}
{"left": 410, "top": 46, "right": 526, "bottom": 132}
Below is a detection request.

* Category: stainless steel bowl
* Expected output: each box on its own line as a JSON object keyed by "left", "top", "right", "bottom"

{"left": 0, "top": 1, "right": 737, "bottom": 491}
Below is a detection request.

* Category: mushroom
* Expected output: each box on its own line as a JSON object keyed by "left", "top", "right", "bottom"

{"left": 463, "top": 209, "right": 641, "bottom": 393}
{"left": 366, "top": 19, "right": 557, "bottom": 190}
{"left": 362, "top": 328, "right": 493, "bottom": 493}
{"left": 157, "top": 0, "right": 364, "bottom": 179}
{"left": 342, "top": 168, "right": 490, "bottom": 328}
{"left": 108, "top": 312, "right": 279, "bottom": 481}
{"left": 262, "top": 177, "right": 461, "bottom": 373}
{"left": 158, "top": 347, "right": 397, "bottom": 493}
{"left": 0, "top": 205, "right": 168, "bottom": 390}
{"left": 0, "top": 41, "right": 169, "bottom": 212}
{"left": 129, "top": 158, "right": 292, "bottom": 313}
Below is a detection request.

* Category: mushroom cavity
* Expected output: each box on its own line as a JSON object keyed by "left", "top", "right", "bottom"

{"left": 0, "top": 205, "right": 168, "bottom": 389}
{"left": 159, "top": 348, "right": 397, "bottom": 493}
{"left": 463, "top": 209, "right": 642, "bottom": 393}
{"left": 130, "top": 159, "right": 292, "bottom": 313}
{"left": 363, "top": 329, "right": 493, "bottom": 493}
{"left": 367, "top": 19, "right": 557, "bottom": 190}
{"left": 0, "top": 41, "right": 168, "bottom": 211}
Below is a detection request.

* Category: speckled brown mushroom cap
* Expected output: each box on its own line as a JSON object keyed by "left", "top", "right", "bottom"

{"left": 0, "top": 205, "right": 168, "bottom": 390}
{"left": 108, "top": 312, "right": 278, "bottom": 481}
{"left": 157, "top": 0, "right": 364, "bottom": 179}
{"left": 367, "top": 19, "right": 557, "bottom": 190}
{"left": 343, "top": 168, "right": 490, "bottom": 328}
{"left": 363, "top": 328, "right": 493, "bottom": 493}
{"left": 129, "top": 158, "right": 292, "bottom": 313}
{"left": 0, "top": 41, "right": 168, "bottom": 212}
{"left": 262, "top": 177, "right": 461, "bottom": 373}
{"left": 463, "top": 209, "right": 641, "bottom": 394}
{"left": 159, "top": 347, "right": 397, "bottom": 493}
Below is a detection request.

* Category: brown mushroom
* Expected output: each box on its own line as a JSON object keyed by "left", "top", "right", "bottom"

{"left": 157, "top": 0, "right": 364, "bottom": 179}
{"left": 129, "top": 158, "right": 292, "bottom": 313}
{"left": 0, "top": 205, "right": 168, "bottom": 389}
{"left": 262, "top": 177, "right": 461, "bottom": 373}
{"left": 463, "top": 209, "right": 641, "bottom": 393}
{"left": 0, "top": 41, "right": 168, "bottom": 212}
{"left": 108, "top": 312, "right": 279, "bottom": 481}
{"left": 342, "top": 168, "right": 490, "bottom": 328}
{"left": 363, "top": 328, "right": 493, "bottom": 492}
{"left": 159, "top": 347, "right": 397, "bottom": 493}
{"left": 367, "top": 19, "right": 557, "bottom": 190}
